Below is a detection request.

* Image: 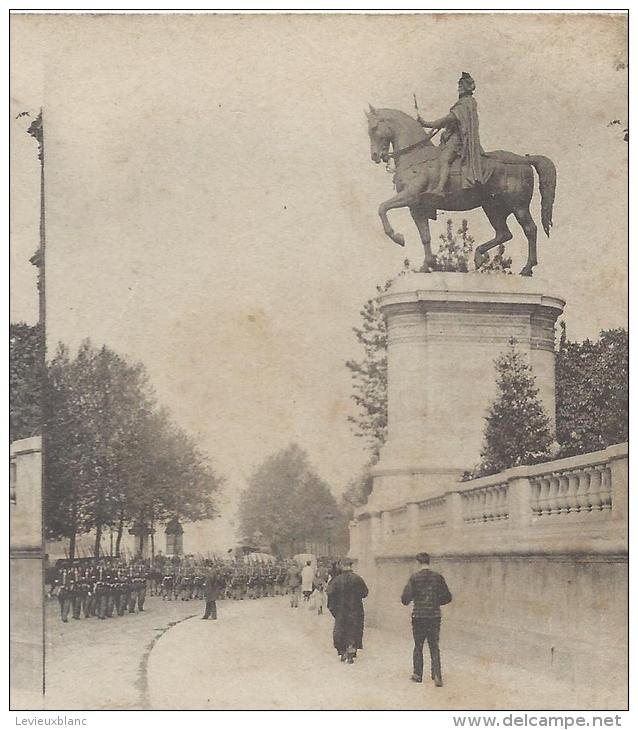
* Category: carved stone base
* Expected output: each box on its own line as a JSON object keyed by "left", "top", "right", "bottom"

{"left": 370, "top": 272, "right": 564, "bottom": 509}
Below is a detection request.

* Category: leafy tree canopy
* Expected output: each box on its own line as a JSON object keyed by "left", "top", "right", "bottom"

{"left": 238, "top": 443, "right": 347, "bottom": 556}
{"left": 42, "top": 339, "right": 222, "bottom": 556}
{"left": 556, "top": 326, "right": 628, "bottom": 457}
{"left": 10, "top": 322, "right": 42, "bottom": 441}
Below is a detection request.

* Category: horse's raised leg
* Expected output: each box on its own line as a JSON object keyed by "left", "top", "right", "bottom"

{"left": 409, "top": 204, "right": 437, "bottom": 271}
{"left": 512, "top": 206, "right": 538, "bottom": 277}
{"left": 474, "top": 203, "right": 513, "bottom": 269}
{"left": 378, "top": 189, "right": 419, "bottom": 247}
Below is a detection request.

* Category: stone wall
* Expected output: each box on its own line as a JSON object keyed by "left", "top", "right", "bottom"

{"left": 350, "top": 444, "right": 628, "bottom": 709}
{"left": 10, "top": 436, "right": 44, "bottom": 710}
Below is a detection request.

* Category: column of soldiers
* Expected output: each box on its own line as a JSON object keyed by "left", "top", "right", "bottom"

{"left": 156, "top": 558, "right": 292, "bottom": 602}
{"left": 54, "top": 559, "right": 149, "bottom": 623}
{"left": 52, "top": 554, "right": 318, "bottom": 622}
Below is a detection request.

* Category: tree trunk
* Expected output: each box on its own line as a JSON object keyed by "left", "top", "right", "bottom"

{"left": 94, "top": 522, "right": 102, "bottom": 558}
{"left": 115, "top": 510, "right": 124, "bottom": 557}
{"left": 69, "top": 531, "right": 76, "bottom": 561}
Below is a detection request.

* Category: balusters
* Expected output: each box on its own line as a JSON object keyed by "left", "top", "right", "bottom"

{"left": 500, "top": 484, "right": 509, "bottom": 520}
{"left": 566, "top": 472, "right": 580, "bottom": 514}
{"left": 459, "top": 460, "right": 617, "bottom": 527}
{"left": 588, "top": 468, "right": 603, "bottom": 511}
{"left": 546, "top": 476, "right": 561, "bottom": 516}
{"left": 527, "top": 467, "right": 614, "bottom": 519}
{"left": 463, "top": 491, "right": 479, "bottom": 523}
{"left": 466, "top": 492, "right": 477, "bottom": 523}
{"left": 461, "top": 485, "right": 509, "bottom": 523}
{"left": 419, "top": 496, "right": 446, "bottom": 529}
{"left": 530, "top": 479, "right": 542, "bottom": 517}
{"left": 556, "top": 474, "right": 570, "bottom": 515}
{"left": 494, "top": 485, "right": 503, "bottom": 520}
{"left": 484, "top": 487, "right": 495, "bottom": 521}
{"left": 538, "top": 477, "right": 553, "bottom": 516}
{"left": 600, "top": 467, "right": 612, "bottom": 512}
{"left": 575, "top": 471, "right": 591, "bottom": 512}
{"left": 470, "top": 492, "right": 480, "bottom": 523}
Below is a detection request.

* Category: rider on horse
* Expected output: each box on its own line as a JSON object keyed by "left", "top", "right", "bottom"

{"left": 417, "top": 72, "right": 483, "bottom": 197}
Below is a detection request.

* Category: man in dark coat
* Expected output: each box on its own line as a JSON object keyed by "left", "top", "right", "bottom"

{"left": 202, "top": 572, "right": 221, "bottom": 620}
{"left": 401, "top": 552, "right": 452, "bottom": 687}
{"left": 326, "top": 558, "right": 368, "bottom": 663}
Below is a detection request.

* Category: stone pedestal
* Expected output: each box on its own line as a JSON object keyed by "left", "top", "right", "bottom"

{"left": 128, "top": 522, "right": 154, "bottom": 559}
{"left": 369, "top": 272, "right": 564, "bottom": 509}
{"left": 165, "top": 517, "right": 184, "bottom": 556}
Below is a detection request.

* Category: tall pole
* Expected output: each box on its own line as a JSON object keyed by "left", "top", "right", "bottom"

{"left": 27, "top": 109, "right": 45, "bottom": 342}
{"left": 27, "top": 109, "right": 45, "bottom": 699}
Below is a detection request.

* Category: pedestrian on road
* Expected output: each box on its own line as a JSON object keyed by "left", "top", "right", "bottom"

{"left": 326, "top": 558, "right": 368, "bottom": 663}
{"left": 202, "top": 573, "right": 220, "bottom": 620}
{"left": 401, "top": 552, "right": 452, "bottom": 687}
{"left": 313, "top": 570, "right": 327, "bottom": 615}
{"left": 287, "top": 562, "right": 302, "bottom": 608}
{"left": 301, "top": 560, "right": 314, "bottom": 602}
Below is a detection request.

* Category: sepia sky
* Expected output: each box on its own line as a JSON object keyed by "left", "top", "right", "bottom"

{"left": 10, "top": 13, "right": 628, "bottom": 544}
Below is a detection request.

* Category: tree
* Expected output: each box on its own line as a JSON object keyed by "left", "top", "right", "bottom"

{"left": 555, "top": 327, "right": 628, "bottom": 457}
{"left": 345, "top": 279, "right": 390, "bottom": 461}
{"left": 10, "top": 322, "right": 42, "bottom": 442}
{"left": 431, "top": 219, "right": 474, "bottom": 272}
{"left": 341, "top": 470, "right": 374, "bottom": 514}
{"left": 431, "top": 219, "right": 512, "bottom": 273}
{"left": 45, "top": 344, "right": 95, "bottom": 556}
{"left": 44, "top": 339, "right": 222, "bottom": 557}
{"left": 238, "top": 444, "right": 347, "bottom": 556}
{"left": 472, "top": 340, "right": 553, "bottom": 477}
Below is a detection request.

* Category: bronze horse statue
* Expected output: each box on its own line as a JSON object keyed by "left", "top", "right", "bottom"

{"left": 366, "top": 106, "right": 556, "bottom": 276}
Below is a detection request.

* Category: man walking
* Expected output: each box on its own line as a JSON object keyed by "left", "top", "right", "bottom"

{"left": 326, "top": 558, "right": 368, "bottom": 663}
{"left": 401, "top": 552, "right": 452, "bottom": 687}
{"left": 287, "top": 561, "right": 302, "bottom": 608}
{"left": 202, "top": 572, "right": 220, "bottom": 620}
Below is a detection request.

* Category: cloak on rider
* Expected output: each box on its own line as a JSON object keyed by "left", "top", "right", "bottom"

{"left": 417, "top": 72, "right": 484, "bottom": 194}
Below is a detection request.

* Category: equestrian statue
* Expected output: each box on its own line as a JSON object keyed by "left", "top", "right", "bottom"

{"left": 366, "top": 72, "right": 556, "bottom": 276}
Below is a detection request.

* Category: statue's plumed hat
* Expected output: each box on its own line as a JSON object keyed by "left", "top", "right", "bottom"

{"left": 459, "top": 72, "right": 476, "bottom": 91}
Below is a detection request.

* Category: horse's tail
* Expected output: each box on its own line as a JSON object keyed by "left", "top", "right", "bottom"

{"left": 526, "top": 155, "right": 556, "bottom": 237}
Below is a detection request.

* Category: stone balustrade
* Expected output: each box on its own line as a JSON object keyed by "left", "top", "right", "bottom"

{"left": 417, "top": 494, "right": 447, "bottom": 530}
{"left": 352, "top": 442, "right": 628, "bottom": 558}
{"left": 461, "top": 481, "right": 509, "bottom": 523}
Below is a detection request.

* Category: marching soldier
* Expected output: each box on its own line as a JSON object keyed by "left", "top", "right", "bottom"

{"left": 105, "top": 574, "right": 117, "bottom": 618}
{"left": 71, "top": 564, "right": 84, "bottom": 620}
{"left": 58, "top": 566, "right": 73, "bottom": 622}
{"left": 136, "top": 570, "right": 147, "bottom": 611}
{"left": 118, "top": 573, "right": 131, "bottom": 616}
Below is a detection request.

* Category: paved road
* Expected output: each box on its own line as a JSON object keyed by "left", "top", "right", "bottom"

{"left": 147, "top": 596, "right": 583, "bottom": 710}
{"left": 44, "top": 594, "right": 198, "bottom": 710}
{"left": 45, "top": 593, "right": 602, "bottom": 710}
